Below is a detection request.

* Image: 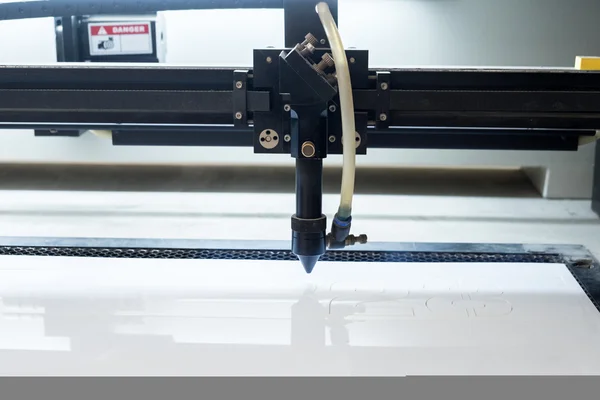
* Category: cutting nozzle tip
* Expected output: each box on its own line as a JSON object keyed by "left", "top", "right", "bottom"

{"left": 298, "top": 255, "right": 319, "bottom": 274}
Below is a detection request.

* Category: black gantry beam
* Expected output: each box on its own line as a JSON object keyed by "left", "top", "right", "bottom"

{"left": 109, "top": 126, "right": 587, "bottom": 152}
{"left": 0, "top": 89, "right": 270, "bottom": 125}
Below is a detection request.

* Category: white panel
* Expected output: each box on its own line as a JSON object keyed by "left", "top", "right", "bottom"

{"left": 0, "top": 256, "right": 599, "bottom": 375}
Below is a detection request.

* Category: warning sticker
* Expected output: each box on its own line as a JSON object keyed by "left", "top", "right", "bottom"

{"left": 88, "top": 22, "right": 152, "bottom": 56}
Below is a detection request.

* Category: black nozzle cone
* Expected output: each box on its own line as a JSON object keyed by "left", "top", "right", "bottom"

{"left": 298, "top": 255, "right": 319, "bottom": 274}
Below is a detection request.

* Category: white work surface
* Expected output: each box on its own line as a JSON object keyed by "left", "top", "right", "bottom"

{"left": 0, "top": 190, "right": 599, "bottom": 375}
{"left": 0, "top": 256, "right": 600, "bottom": 376}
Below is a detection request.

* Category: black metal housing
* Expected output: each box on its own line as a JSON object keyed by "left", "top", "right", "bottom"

{"left": 2, "top": 64, "right": 597, "bottom": 152}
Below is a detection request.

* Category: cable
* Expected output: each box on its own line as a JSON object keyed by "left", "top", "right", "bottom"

{"left": 316, "top": 2, "right": 355, "bottom": 220}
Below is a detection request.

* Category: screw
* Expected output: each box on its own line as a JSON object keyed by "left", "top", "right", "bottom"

{"left": 300, "top": 43, "right": 316, "bottom": 56}
{"left": 329, "top": 135, "right": 336, "bottom": 143}
{"left": 266, "top": 56, "right": 272, "bottom": 64}
{"left": 349, "top": 57, "right": 355, "bottom": 64}
{"left": 235, "top": 81, "right": 243, "bottom": 89}
{"left": 328, "top": 104, "right": 336, "bottom": 112}
{"left": 284, "top": 134, "right": 291, "bottom": 142}
{"left": 379, "top": 113, "right": 387, "bottom": 121}
{"left": 284, "top": 104, "right": 291, "bottom": 112}
{"left": 301, "top": 141, "right": 316, "bottom": 158}
{"left": 315, "top": 53, "right": 334, "bottom": 72}
{"left": 235, "top": 112, "right": 243, "bottom": 120}
{"left": 320, "top": 38, "right": 326, "bottom": 45}
{"left": 380, "top": 82, "right": 388, "bottom": 90}
{"left": 302, "top": 33, "right": 318, "bottom": 47}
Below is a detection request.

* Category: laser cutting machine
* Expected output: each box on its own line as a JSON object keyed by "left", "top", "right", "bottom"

{"left": 0, "top": 0, "right": 599, "bottom": 279}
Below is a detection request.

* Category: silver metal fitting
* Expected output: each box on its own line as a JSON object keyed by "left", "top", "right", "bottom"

{"left": 259, "top": 129, "right": 279, "bottom": 150}
{"left": 301, "top": 141, "right": 316, "bottom": 158}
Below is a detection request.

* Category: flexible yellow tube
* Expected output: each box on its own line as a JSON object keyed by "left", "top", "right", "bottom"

{"left": 316, "top": 2, "right": 356, "bottom": 219}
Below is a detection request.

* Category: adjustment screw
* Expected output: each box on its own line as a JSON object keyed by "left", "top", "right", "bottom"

{"left": 379, "top": 113, "right": 387, "bottom": 121}
{"left": 266, "top": 56, "right": 272, "bottom": 64}
{"left": 284, "top": 104, "right": 291, "bottom": 112}
{"left": 328, "top": 104, "right": 336, "bottom": 112}
{"left": 300, "top": 43, "right": 316, "bottom": 56}
{"left": 329, "top": 135, "right": 336, "bottom": 143}
{"left": 302, "top": 33, "right": 318, "bottom": 47}
{"left": 315, "top": 53, "right": 334, "bottom": 71}
{"left": 301, "top": 141, "right": 316, "bottom": 158}
{"left": 235, "top": 81, "right": 243, "bottom": 89}
{"left": 380, "top": 82, "right": 388, "bottom": 90}
{"left": 284, "top": 134, "right": 291, "bottom": 142}
{"left": 235, "top": 112, "right": 243, "bottom": 120}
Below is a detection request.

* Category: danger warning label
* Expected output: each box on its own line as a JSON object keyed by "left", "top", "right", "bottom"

{"left": 88, "top": 22, "right": 152, "bottom": 56}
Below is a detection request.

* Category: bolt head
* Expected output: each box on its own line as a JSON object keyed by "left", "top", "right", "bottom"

{"left": 235, "top": 112, "right": 243, "bottom": 120}
{"left": 328, "top": 105, "right": 336, "bottom": 112}
{"left": 322, "top": 53, "right": 334, "bottom": 66}
{"left": 304, "top": 43, "right": 316, "bottom": 54}
{"left": 349, "top": 57, "right": 356, "bottom": 64}
{"left": 329, "top": 135, "right": 336, "bottom": 143}
{"left": 284, "top": 134, "right": 291, "bottom": 142}
{"left": 284, "top": 104, "right": 291, "bottom": 112}
{"left": 380, "top": 82, "right": 388, "bottom": 90}
{"left": 379, "top": 113, "right": 387, "bottom": 121}
{"left": 266, "top": 56, "right": 272, "bottom": 63}
{"left": 235, "top": 81, "right": 243, "bottom": 89}
{"left": 320, "top": 38, "right": 326, "bottom": 45}
{"left": 305, "top": 33, "right": 318, "bottom": 46}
